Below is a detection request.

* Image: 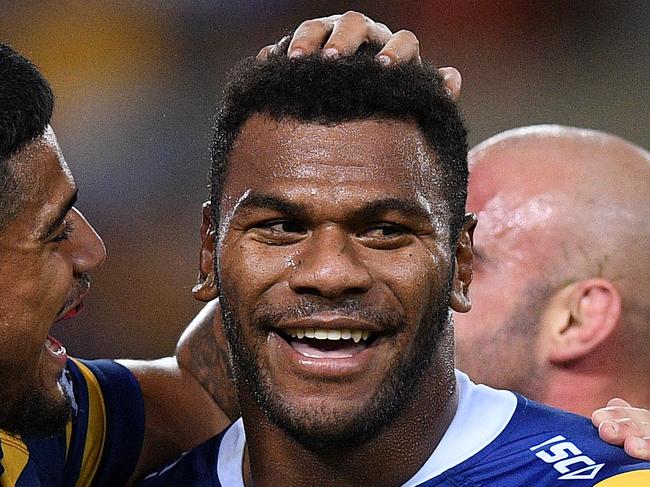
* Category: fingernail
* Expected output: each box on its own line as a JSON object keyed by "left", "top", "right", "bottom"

{"left": 601, "top": 420, "right": 619, "bottom": 435}
{"left": 377, "top": 54, "right": 391, "bottom": 66}
{"left": 289, "top": 49, "right": 305, "bottom": 59}
{"left": 322, "top": 48, "right": 339, "bottom": 59}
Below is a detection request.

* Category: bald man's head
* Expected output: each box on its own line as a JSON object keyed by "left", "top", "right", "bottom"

{"left": 455, "top": 125, "right": 650, "bottom": 415}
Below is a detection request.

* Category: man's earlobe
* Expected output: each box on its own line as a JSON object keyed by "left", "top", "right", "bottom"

{"left": 193, "top": 201, "right": 219, "bottom": 302}
{"left": 450, "top": 213, "right": 477, "bottom": 313}
{"left": 545, "top": 279, "right": 622, "bottom": 363}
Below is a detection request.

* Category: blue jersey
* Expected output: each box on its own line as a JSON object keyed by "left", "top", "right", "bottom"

{"left": 0, "top": 359, "right": 145, "bottom": 487}
{"left": 141, "top": 371, "right": 650, "bottom": 486}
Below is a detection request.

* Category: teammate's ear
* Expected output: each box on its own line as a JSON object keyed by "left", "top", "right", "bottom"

{"left": 438, "top": 67, "right": 462, "bottom": 100}
{"left": 450, "top": 213, "right": 476, "bottom": 313}
{"left": 193, "top": 201, "right": 219, "bottom": 302}
{"left": 544, "top": 279, "right": 621, "bottom": 363}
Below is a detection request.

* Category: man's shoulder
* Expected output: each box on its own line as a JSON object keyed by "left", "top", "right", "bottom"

{"left": 139, "top": 423, "right": 232, "bottom": 486}
{"left": 427, "top": 393, "right": 650, "bottom": 486}
{"left": 0, "top": 358, "right": 146, "bottom": 487}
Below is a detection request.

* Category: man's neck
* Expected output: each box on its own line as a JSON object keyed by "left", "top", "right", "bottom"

{"left": 239, "top": 357, "right": 458, "bottom": 487}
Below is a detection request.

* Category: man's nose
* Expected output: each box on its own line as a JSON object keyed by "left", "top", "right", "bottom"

{"left": 288, "top": 225, "right": 372, "bottom": 299}
{"left": 69, "top": 208, "right": 107, "bottom": 273}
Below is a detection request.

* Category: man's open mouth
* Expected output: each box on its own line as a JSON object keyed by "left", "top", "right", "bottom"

{"left": 54, "top": 301, "right": 84, "bottom": 323}
{"left": 277, "top": 327, "right": 378, "bottom": 359}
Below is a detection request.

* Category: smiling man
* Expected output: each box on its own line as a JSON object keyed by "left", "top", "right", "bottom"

{"left": 0, "top": 15, "right": 436, "bottom": 486}
{"left": 0, "top": 44, "right": 147, "bottom": 485}
{"left": 142, "top": 46, "right": 650, "bottom": 486}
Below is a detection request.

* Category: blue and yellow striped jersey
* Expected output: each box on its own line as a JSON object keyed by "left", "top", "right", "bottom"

{"left": 0, "top": 358, "right": 144, "bottom": 487}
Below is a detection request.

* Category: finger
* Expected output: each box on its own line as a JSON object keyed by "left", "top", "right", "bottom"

{"left": 322, "top": 11, "right": 392, "bottom": 58}
{"left": 624, "top": 436, "right": 650, "bottom": 461}
{"left": 256, "top": 44, "right": 274, "bottom": 61}
{"left": 592, "top": 406, "right": 650, "bottom": 426}
{"left": 608, "top": 397, "right": 632, "bottom": 407}
{"left": 438, "top": 67, "right": 462, "bottom": 100}
{"left": 598, "top": 420, "right": 625, "bottom": 446}
{"left": 376, "top": 29, "right": 421, "bottom": 66}
{"left": 270, "top": 35, "right": 292, "bottom": 57}
{"left": 288, "top": 16, "right": 339, "bottom": 58}
{"left": 598, "top": 418, "right": 650, "bottom": 445}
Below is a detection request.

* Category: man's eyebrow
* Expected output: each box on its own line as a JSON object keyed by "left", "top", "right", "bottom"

{"left": 233, "top": 194, "right": 433, "bottom": 223}
{"left": 42, "top": 189, "right": 78, "bottom": 238}
{"left": 234, "top": 193, "right": 305, "bottom": 217}
{"left": 350, "top": 198, "right": 433, "bottom": 222}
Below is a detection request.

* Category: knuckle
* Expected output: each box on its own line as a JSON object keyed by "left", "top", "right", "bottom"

{"left": 297, "top": 19, "right": 321, "bottom": 32}
{"left": 396, "top": 29, "right": 419, "bottom": 47}
{"left": 376, "top": 22, "right": 392, "bottom": 35}
{"left": 340, "top": 10, "right": 367, "bottom": 24}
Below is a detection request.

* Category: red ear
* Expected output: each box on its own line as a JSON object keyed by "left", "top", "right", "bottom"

{"left": 192, "top": 201, "right": 219, "bottom": 302}
{"left": 547, "top": 279, "right": 621, "bottom": 364}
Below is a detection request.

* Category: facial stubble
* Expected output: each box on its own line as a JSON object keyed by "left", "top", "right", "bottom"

{"left": 220, "top": 283, "right": 453, "bottom": 449}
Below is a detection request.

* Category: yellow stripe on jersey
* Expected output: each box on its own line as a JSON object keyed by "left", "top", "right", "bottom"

{"left": 594, "top": 470, "right": 650, "bottom": 486}
{"left": 65, "top": 420, "right": 72, "bottom": 462}
{"left": 70, "top": 359, "right": 107, "bottom": 487}
{"left": 0, "top": 433, "right": 29, "bottom": 487}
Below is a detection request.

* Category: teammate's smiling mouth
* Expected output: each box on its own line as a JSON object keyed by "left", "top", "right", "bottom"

{"left": 276, "top": 327, "right": 378, "bottom": 359}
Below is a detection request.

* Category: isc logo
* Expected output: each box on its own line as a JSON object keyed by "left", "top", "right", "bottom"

{"left": 530, "top": 435, "right": 605, "bottom": 480}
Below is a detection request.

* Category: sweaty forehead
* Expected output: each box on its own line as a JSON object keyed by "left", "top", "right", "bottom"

{"left": 225, "top": 114, "right": 440, "bottom": 193}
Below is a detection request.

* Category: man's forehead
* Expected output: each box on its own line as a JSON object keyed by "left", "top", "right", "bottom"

{"left": 6, "top": 127, "right": 76, "bottom": 228}
{"left": 229, "top": 114, "right": 442, "bottom": 190}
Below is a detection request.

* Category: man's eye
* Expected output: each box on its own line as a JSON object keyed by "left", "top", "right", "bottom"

{"left": 252, "top": 220, "right": 308, "bottom": 245}
{"left": 263, "top": 220, "right": 307, "bottom": 235}
{"left": 358, "top": 223, "right": 412, "bottom": 249}
{"left": 51, "top": 221, "right": 74, "bottom": 242}
{"left": 361, "top": 224, "right": 407, "bottom": 239}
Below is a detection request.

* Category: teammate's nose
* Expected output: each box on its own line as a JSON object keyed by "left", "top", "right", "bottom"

{"left": 69, "top": 208, "right": 107, "bottom": 273}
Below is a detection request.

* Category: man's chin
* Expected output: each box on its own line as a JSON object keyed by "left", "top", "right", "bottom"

{"left": 0, "top": 374, "right": 72, "bottom": 437}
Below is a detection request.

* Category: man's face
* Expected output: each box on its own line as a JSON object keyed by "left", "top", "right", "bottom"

{"left": 453, "top": 149, "right": 561, "bottom": 393}
{"left": 216, "top": 115, "right": 465, "bottom": 445}
{"left": 0, "top": 127, "right": 106, "bottom": 435}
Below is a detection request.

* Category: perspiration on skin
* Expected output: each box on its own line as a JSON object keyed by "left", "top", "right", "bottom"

{"left": 204, "top": 111, "right": 475, "bottom": 485}
{"left": 0, "top": 126, "right": 106, "bottom": 435}
{"left": 454, "top": 125, "right": 650, "bottom": 416}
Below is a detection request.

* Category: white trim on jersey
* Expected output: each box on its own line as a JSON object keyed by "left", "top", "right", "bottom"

{"left": 216, "top": 370, "right": 518, "bottom": 487}
{"left": 402, "top": 370, "right": 517, "bottom": 486}
{"left": 217, "top": 416, "right": 246, "bottom": 486}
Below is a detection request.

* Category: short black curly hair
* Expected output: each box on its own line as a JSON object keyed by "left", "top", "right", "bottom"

{"left": 0, "top": 43, "right": 54, "bottom": 230}
{"left": 210, "top": 43, "right": 468, "bottom": 243}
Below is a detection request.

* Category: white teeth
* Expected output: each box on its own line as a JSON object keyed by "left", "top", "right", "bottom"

{"left": 351, "top": 330, "right": 363, "bottom": 343}
{"left": 315, "top": 329, "right": 328, "bottom": 340}
{"left": 327, "top": 329, "right": 341, "bottom": 340}
{"left": 284, "top": 327, "right": 372, "bottom": 342}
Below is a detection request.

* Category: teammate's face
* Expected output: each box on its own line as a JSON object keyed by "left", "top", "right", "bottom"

{"left": 216, "top": 115, "right": 470, "bottom": 445}
{"left": 453, "top": 150, "right": 559, "bottom": 394}
{"left": 0, "top": 127, "right": 106, "bottom": 435}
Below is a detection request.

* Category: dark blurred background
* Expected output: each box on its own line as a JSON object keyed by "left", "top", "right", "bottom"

{"left": 1, "top": 0, "right": 648, "bottom": 359}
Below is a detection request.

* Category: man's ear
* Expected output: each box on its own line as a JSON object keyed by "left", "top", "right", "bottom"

{"left": 450, "top": 213, "right": 477, "bottom": 313}
{"left": 192, "top": 201, "right": 219, "bottom": 302}
{"left": 438, "top": 67, "right": 462, "bottom": 100}
{"left": 543, "top": 279, "right": 622, "bottom": 364}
